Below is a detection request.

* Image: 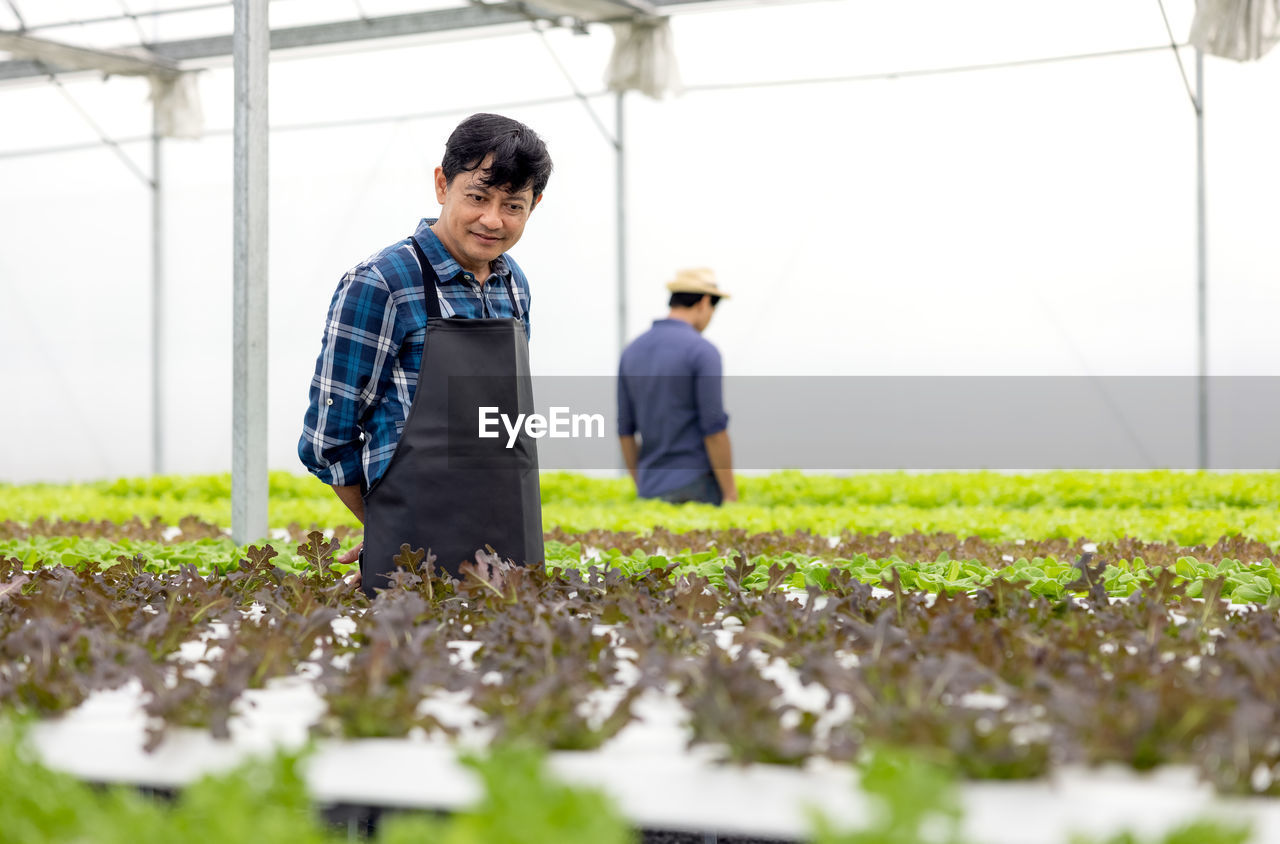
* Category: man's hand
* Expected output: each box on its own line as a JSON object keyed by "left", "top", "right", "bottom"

{"left": 703, "top": 429, "right": 738, "bottom": 503}
{"left": 338, "top": 541, "right": 362, "bottom": 565}
{"left": 338, "top": 541, "right": 363, "bottom": 588}
{"left": 329, "top": 484, "right": 365, "bottom": 588}
{"left": 618, "top": 435, "right": 640, "bottom": 485}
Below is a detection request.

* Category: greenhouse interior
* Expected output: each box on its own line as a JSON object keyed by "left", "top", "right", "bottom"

{"left": 3, "top": 0, "right": 1280, "bottom": 841}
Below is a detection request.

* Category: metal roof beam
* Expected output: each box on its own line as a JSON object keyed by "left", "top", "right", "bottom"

{"left": 0, "top": 8, "right": 526, "bottom": 81}
{"left": 0, "top": 30, "right": 182, "bottom": 78}
{"left": 522, "top": 0, "right": 658, "bottom": 23}
{"left": 0, "top": 0, "right": 702, "bottom": 82}
{"left": 152, "top": 6, "right": 534, "bottom": 63}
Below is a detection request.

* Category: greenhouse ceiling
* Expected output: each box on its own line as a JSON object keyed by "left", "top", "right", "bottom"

{"left": 0, "top": 0, "right": 722, "bottom": 82}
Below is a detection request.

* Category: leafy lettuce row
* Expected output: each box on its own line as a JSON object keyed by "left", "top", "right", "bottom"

{"left": 3, "top": 471, "right": 1280, "bottom": 543}
{"left": 10, "top": 469, "right": 1280, "bottom": 509}
{"left": 3, "top": 540, "right": 1280, "bottom": 797}
{"left": 3, "top": 535, "right": 1277, "bottom": 604}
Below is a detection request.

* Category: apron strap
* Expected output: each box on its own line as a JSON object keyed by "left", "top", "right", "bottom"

{"left": 500, "top": 273, "right": 522, "bottom": 321}
{"left": 409, "top": 233, "right": 523, "bottom": 321}
{"left": 408, "top": 236, "right": 443, "bottom": 319}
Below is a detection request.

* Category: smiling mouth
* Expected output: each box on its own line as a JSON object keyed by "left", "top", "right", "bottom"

{"left": 471, "top": 232, "right": 500, "bottom": 244}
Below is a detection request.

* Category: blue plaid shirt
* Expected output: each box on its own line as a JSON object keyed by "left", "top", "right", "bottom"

{"left": 299, "top": 219, "right": 532, "bottom": 491}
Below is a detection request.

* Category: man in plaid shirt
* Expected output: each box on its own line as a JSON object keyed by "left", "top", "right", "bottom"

{"left": 299, "top": 113, "right": 552, "bottom": 575}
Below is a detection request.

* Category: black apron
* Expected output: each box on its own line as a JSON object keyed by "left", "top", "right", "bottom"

{"left": 359, "top": 238, "right": 544, "bottom": 596}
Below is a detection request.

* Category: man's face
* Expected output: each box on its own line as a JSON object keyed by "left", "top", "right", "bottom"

{"left": 432, "top": 154, "right": 540, "bottom": 277}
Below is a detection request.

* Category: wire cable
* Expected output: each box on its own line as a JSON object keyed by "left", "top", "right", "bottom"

{"left": 43, "top": 68, "right": 154, "bottom": 186}
{"left": 0, "top": 91, "right": 596, "bottom": 161}
{"left": 23, "top": 1, "right": 230, "bottom": 32}
{"left": 1155, "top": 0, "right": 1200, "bottom": 113}
{"left": 518, "top": 8, "right": 618, "bottom": 148}
{"left": 273, "top": 91, "right": 591, "bottom": 133}
{"left": 3, "top": 0, "right": 25, "bottom": 30}
{"left": 683, "top": 43, "right": 1192, "bottom": 93}
{"left": 115, "top": 0, "right": 150, "bottom": 45}
{"left": 533, "top": 27, "right": 617, "bottom": 147}
{"left": 0, "top": 37, "right": 1203, "bottom": 163}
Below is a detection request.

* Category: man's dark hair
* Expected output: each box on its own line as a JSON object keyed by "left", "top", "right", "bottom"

{"left": 441, "top": 113, "right": 553, "bottom": 198}
{"left": 669, "top": 292, "right": 720, "bottom": 309}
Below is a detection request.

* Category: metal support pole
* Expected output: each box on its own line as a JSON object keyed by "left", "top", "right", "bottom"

{"left": 1195, "top": 49, "right": 1207, "bottom": 471}
{"left": 151, "top": 106, "right": 164, "bottom": 476}
{"left": 232, "top": 0, "right": 269, "bottom": 544}
{"left": 616, "top": 90, "right": 627, "bottom": 355}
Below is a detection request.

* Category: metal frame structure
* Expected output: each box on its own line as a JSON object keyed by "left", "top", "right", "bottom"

{"left": 1195, "top": 50, "right": 1208, "bottom": 472}
{"left": 231, "top": 0, "right": 270, "bottom": 544}
{"left": 1, "top": 0, "right": 1265, "bottom": 539}
{"left": 0, "top": 1, "right": 704, "bottom": 82}
{"left": 0, "top": 0, "right": 689, "bottom": 542}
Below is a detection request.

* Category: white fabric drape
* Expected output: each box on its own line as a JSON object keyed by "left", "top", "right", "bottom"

{"left": 1190, "top": 0, "right": 1280, "bottom": 60}
{"left": 149, "top": 74, "right": 205, "bottom": 140}
{"left": 606, "top": 17, "right": 682, "bottom": 99}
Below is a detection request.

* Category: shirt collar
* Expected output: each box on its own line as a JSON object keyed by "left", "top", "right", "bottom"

{"left": 412, "top": 218, "right": 511, "bottom": 283}
{"left": 654, "top": 318, "right": 696, "bottom": 331}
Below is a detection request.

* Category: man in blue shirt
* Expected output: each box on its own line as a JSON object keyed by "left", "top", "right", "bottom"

{"left": 617, "top": 268, "right": 738, "bottom": 505}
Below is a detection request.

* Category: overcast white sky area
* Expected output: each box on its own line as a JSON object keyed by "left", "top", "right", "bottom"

{"left": 1, "top": 0, "right": 1277, "bottom": 481}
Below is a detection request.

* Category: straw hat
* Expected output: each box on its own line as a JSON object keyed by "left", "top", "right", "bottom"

{"left": 664, "top": 267, "right": 730, "bottom": 299}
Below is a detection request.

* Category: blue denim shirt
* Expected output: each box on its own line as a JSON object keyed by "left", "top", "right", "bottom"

{"left": 617, "top": 319, "right": 728, "bottom": 498}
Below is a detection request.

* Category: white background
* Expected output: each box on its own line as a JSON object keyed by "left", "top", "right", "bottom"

{"left": 1, "top": 0, "right": 1278, "bottom": 482}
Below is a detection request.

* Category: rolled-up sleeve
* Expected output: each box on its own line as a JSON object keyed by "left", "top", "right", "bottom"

{"left": 693, "top": 343, "right": 728, "bottom": 437}
{"left": 298, "top": 268, "right": 399, "bottom": 488}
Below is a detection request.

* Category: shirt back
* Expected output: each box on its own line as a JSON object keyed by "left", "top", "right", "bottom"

{"left": 617, "top": 319, "right": 729, "bottom": 498}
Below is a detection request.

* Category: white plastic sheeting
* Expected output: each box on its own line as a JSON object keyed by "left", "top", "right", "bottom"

{"left": 1190, "top": 0, "right": 1280, "bottom": 60}
{"left": 606, "top": 17, "right": 682, "bottom": 98}
{"left": 6, "top": 0, "right": 1280, "bottom": 483}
